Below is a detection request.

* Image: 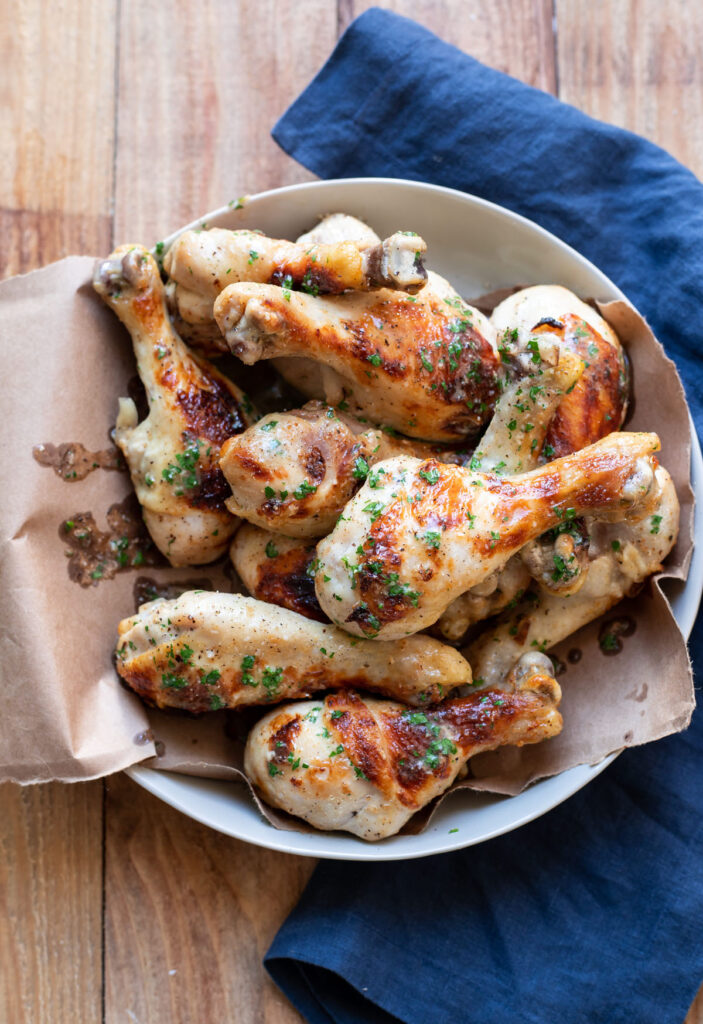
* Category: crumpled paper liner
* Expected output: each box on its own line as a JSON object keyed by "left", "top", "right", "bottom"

{"left": 0, "top": 258, "right": 695, "bottom": 839}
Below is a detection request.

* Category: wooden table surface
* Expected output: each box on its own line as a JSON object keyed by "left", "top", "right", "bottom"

{"left": 2, "top": 1, "right": 702, "bottom": 1020}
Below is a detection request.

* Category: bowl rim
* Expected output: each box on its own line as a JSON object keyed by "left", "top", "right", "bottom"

{"left": 126, "top": 176, "right": 702, "bottom": 861}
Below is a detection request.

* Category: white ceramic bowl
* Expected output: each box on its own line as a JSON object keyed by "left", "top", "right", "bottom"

{"left": 127, "top": 178, "right": 703, "bottom": 861}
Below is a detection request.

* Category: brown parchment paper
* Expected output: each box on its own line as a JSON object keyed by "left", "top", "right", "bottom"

{"left": 0, "top": 259, "right": 696, "bottom": 838}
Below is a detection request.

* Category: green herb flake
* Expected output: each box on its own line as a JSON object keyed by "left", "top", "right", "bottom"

{"left": 294, "top": 480, "right": 317, "bottom": 500}
{"left": 419, "top": 467, "right": 440, "bottom": 485}
{"left": 599, "top": 632, "right": 620, "bottom": 653}
{"left": 423, "top": 529, "right": 442, "bottom": 550}
{"left": 352, "top": 456, "right": 370, "bottom": 480}
{"left": 162, "top": 672, "right": 187, "bottom": 689}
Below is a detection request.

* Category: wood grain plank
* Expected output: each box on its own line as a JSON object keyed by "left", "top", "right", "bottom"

{"left": 0, "top": 3, "right": 116, "bottom": 1022}
{"left": 104, "top": 774, "right": 314, "bottom": 1024}
{"left": 107, "top": 5, "right": 329, "bottom": 1022}
{"left": 556, "top": 6, "right": 703, "bottom": 1017}
{"left": 688, "top": 986, "right": 703, "bottom": 1024}
{"left": 340, "top": 0, "right": 557, "bottom": 93}
{"left": 113, "top": 0, "right": 338, "bottom": 244}
{"left": 0, "top": 0, "right": 117, "bottom": 275}
{"left": 555, "top": 0, "right": 703, "bottom": 177}
{"left": 0, "top": 783, "right": 104, "bottom": 1024}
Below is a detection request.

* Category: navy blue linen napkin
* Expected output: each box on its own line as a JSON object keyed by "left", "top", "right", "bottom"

{"left": 265, "top": 10, "right": 703, "bottom": 1024}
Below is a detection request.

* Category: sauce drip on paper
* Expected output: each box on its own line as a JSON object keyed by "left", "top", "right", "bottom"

{"left": 61, "top": 494, "right": 162, "bottom": 587}
{"left": 598, "top": 615, "right": 637, "bottom": 656}
{"left": 33, "top": 441, "right": 125, "bottom": 480}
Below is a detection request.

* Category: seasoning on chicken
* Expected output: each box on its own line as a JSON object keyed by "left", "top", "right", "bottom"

{"left": 115, "top": 591, "right": 472, "bottom": 711}
{"left": 213, "top": 271, "right": 501, "bottom": 441}
{"left": 491, "top": 285, "right": 629, "bottom": 458}
{"left": 464, "top": 466, "right": 679, "bottom": 687}
{"left": 164, "top": 226, "right": 428, "bottom": 300}
{"left": 313, "top": 432, "right": 662, "bottom": 640}
{"left": 93, "top": 244, "right": 255, "bottom": 565}
{"left": 230, "top": 524, "right": 324, "bottom": 622}
{"left": 219, "top": 400, "right": 469, "bottom": 539}
{"left": 244, "top": 652, "right": 562, "bottom": 840}
{"left": 435, "top": 341, "right": 584, "bottom": 640}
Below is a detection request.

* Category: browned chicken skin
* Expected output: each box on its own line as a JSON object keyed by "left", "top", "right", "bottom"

{"left": 245, "top": 652, "right": 562, "bottom": 839}
{"left": 115, "top": 591, "right": 472, "bottom": 712}
{"left": 491, "top": 286, "right": 629, "bottom": 459}
{"left": 93, "top": 245, "right": 255, "bottom": 565}
{"left": 213, "top": 271, "right": 502, "bottom": 441}
{"left": 230, "top": 525, "right": 324, "bottom": 621}
{"left": 314, "top": 432, "right": 661, "bottom": 639}
{"left": 164, "top": 227, "right": 428, "bottom": 299}
{"left": 219, "top": 400, "right": 471, "bottom": 539}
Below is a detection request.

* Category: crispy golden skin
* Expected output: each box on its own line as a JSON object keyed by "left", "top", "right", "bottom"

{"left": 164, "top": 214, "right": 386, "bottom": 354}
{"left": 93, "top": 245, "right": 255, "bottom": 565}
{"left": 213, "top": 271, "right": 501, "bottom": 441}
{"left": 230, "top": 525, "right": 324, "bottom": 622}
{"left": 465, "top": 465, "right": 680, "bottom": 687}
{"left": 314, "top": 432, "right": 661, "bottom": 640}
{"left": 245, "top": 653, "right": 562, "bottom": 840}
{"left": 164, "top": 227, "right": 428, "bottom": 299}
{"left": 115, "top": 591, "right": 472, "bottom": 711}
{"left": 491, "top": 285, "right": 629, "bottom": 459}
{"left": 219, "top": 401, "right": 470, "bottom": 539}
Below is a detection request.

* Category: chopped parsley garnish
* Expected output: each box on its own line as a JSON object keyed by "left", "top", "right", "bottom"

{"left": 526, "top": 339, "right": 542, "bottom": 364}
{"left": 240, "top": 654, "right": 257, "bottom": 687}
{"left": 307, "top": 557, "right": 322, "bottom": 578}
{"left": 301, "top": 271, "right": 319, "bottom": 296}
{"left": 262, "top": 666, "right": 283, "bottom": 696}
{"left": 260, "top": 420, "right": 278, "bottom": 432}
{"left": 386, "top": 573, "right": 421, "bottom": 606}
{"left": 352, "top": 456, "right": 370, "bottom": 480}
{"left": 419, "top": 467, "right": 440, "bottom": 485}
{"left": 201, "top": 669, "right": 221, "bottom": 685}
{"left": 293, "top": 480, "right": 317, "bottom": 500}
{"left": 368, "top": 352, "right": 383, "bottom": 367}
{"left": 265, "top": 540, "right": 279, "bottom": 558}
{"left": 424, "top": 737, "right": 457, "bottom": 769}
{"left": 162, "top": 441, "right": 201, "bottom": 492}
{"left": 552, "top": 554, "right": 577, "bottom": 582}
{"left": 363, "top": 500, "right": 386, "bottom": 522}
{"left": 599, "top": 632, "right": 619, "bottom": 652}
{"left": 162, "top": 672, "right": 187, "bottom": 689}
{"left": 423, "top": 530, "right": 442, "bottom": 550}
{"left": 650, "top": 514, "right": 663, "bottom": 535}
